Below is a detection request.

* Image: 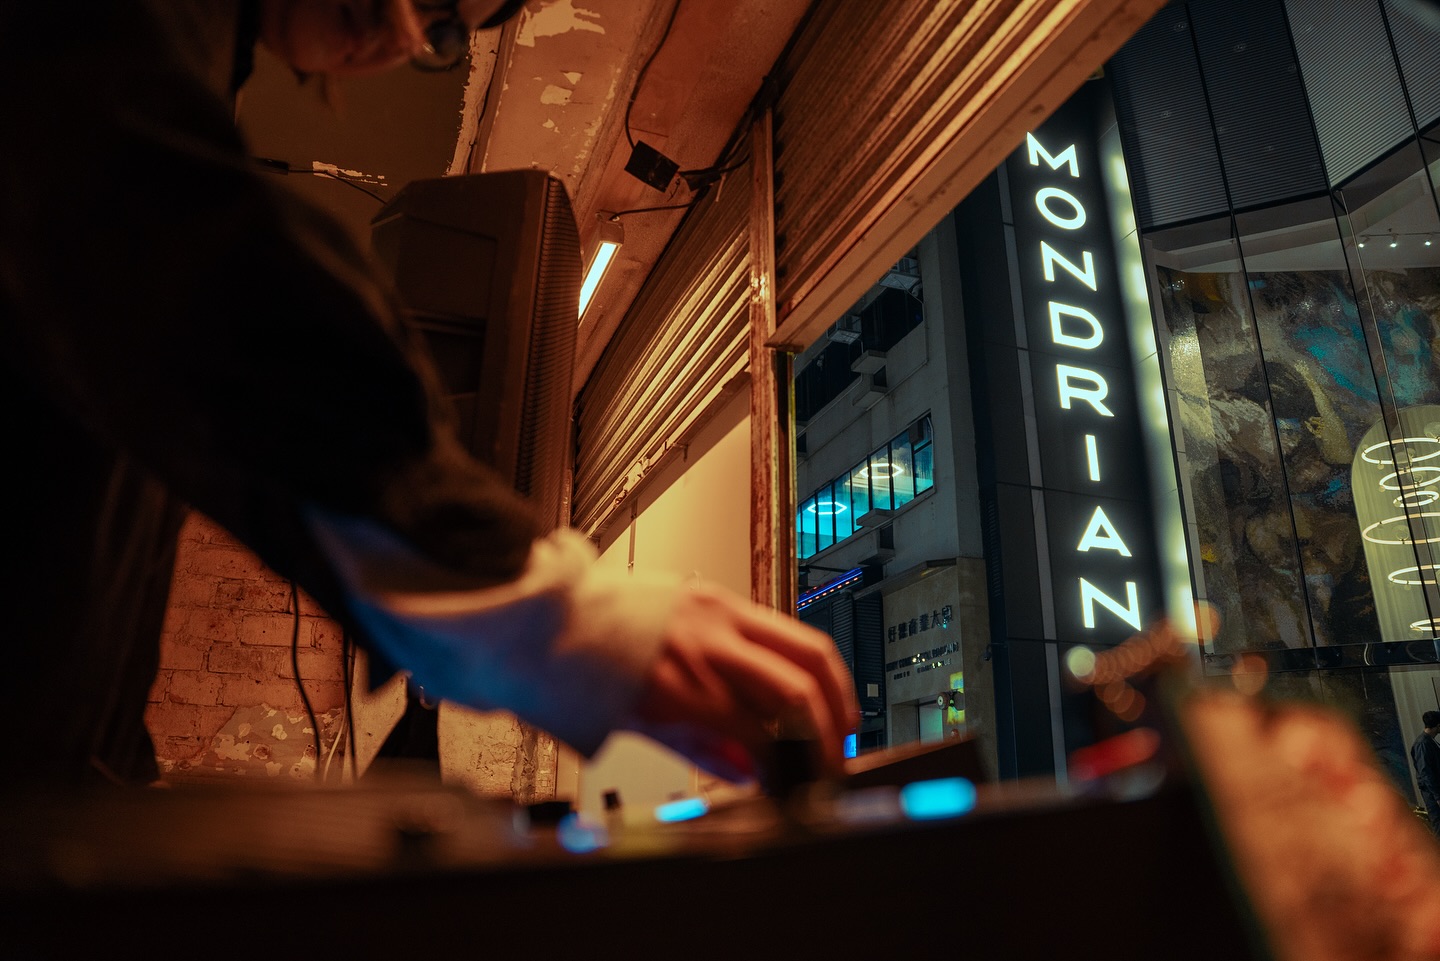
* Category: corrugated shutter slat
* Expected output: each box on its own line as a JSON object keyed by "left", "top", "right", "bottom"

{"left": 572, "top": 163, "right": 752, "bottom": 537}
{"left": 773, "top": 1, "right": 1003, "bottom": 309}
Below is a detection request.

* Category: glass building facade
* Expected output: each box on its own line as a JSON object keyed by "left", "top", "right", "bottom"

{"left": 1109, "top": 0, "right": 1440, "bottom": 794}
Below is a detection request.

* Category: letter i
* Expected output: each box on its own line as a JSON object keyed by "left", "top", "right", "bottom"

{"left": 1085, "top": 434, "right": 1101, "bottom": 481}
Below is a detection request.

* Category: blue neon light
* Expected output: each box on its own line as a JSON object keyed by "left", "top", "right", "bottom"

{"left": 655, "top": 797, "right": 710, "bottom": 823}
{"left": 796, "top": 567, "right": 866, "bottom": 611}
{"left": 898, "top": 777, "right": 977, "bottom": 821}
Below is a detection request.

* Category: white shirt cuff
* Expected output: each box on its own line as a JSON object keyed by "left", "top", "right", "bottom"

{"left": 305, "top": 510, "right": 681, "bottom": 756}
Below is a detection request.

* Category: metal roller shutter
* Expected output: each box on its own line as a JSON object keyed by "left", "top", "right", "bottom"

{"left": 572, "top": 163, "right": 753, "bottom": 538}
{"left": 766, "top": 0, "right": 1167, "bottom": 348}
{"left": 772, "top": 1, "right": 996, "bottom": 316}
{"left": 853, "top": 591, "right": 886, "bottom": 717}
{"left": 573, "top": 0, "right": 1165, "bottom": 543}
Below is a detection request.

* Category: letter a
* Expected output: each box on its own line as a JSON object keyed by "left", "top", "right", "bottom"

{"left": 1077, "top": 506, "right": 1132, "bottom": 556}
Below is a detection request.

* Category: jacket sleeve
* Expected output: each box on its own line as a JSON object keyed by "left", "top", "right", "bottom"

{"left": 1424, "top": 737, "right": 1440, "bottom": 785}
{"left": 0, "top": 3, "right": 540, "bottom": 600}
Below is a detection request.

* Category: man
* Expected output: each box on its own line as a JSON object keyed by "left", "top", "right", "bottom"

{"left": 1412, "top": 711, "right": 1440, "bottom": 838}
{"left": 0, "top": 0, "right": 855, "bottom": 788}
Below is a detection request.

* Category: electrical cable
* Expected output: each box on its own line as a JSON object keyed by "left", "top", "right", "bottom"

{"left": 290, "top": 580, "right": 323, "bottom": 777}
{"left": 342, "top": 631, "right": 358, "bottom": 781}
{"left": 253, "top": 156, "right": 391, "bottom": 204}
{"left": 320, "top": 631, "right": 358, "bottom": 783}
{"left": 624, "top": 0, "right": 683, "bottom": 149}
{"left": 678, "top": 154, "right": 750, "bottom": 189}
{"left": 609, "top": 142, "right": 753, "bottom": 219}
{"left": 607, "top": 198, "right": 703, "bottom": 220}
{"left": 321, "top": 707, "right": 345, "bottom": 781}
{"left": 308, "top": 171, "right": 390, "bottom": 204}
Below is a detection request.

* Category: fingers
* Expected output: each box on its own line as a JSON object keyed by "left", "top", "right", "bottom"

{"left": 649, "top": 586, "right": 858, "bottom": 778}
{"left": 632, "top": 635, "right": 782, "bottom": 774}
{"left": 704, "top": 636, "right": 849, "bottom": 776}
{"left": 719, "top": 592, "right": 861, "bottom": 737}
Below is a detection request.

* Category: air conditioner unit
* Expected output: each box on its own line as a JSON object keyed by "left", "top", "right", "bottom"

{"left": 828, "top": 312, "right": 862, "bottom": 344}
{"left": 878, "top": 256, "right": 922, "bottom": 296}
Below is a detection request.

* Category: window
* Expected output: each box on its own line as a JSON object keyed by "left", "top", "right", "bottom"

{"left": 815, "top": 482, "right": 836, "bottom": 552}
{"left": 866, "top": 444, "right": 894, "bottom": 512}
{"left": 796, "top": 413, "right": 937, "bottom": 559}
{"left": 849, "top": 463, "right": 871, "bottom": 527}
{"left": 890, "top": 440, "right": 916, "bottom": 508}
{"left": 912, "top": 416, "right": 935, "bottom": 495}
{"left": 834, "top": 474, "right": 857, "bottom": 541}
{"left": 797, "top": 494, "right": 816, "bottom": 560}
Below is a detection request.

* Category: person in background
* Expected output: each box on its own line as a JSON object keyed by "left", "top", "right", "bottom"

{"left": 1412, "top": 711, "right": 1440, "bottom": 838}
{"left": 0, "top": 0, "right": 855, "bottom": 788}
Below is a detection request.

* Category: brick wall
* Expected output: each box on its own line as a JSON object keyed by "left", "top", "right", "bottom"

{"left": 144, "top": 512, "right": 561, "bottom": 798}
{"left": 145, "top": 512, "right": 349, "bottom": 780}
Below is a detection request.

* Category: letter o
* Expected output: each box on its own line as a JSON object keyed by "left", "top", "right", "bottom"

{"left": 1036, "top": 187, "right": 1086, "bottom": 230}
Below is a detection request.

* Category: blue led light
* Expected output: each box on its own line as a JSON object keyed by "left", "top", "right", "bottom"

{"left": 844, "top": 733, "right": 857, "bottom": 759}
{"left": 898, "top": 777, "right": 977, "bottom": 821}
{"left": 654, "top": 797, "right": 710, "bottom": 823}
{"left": 796, "top": 568, "right": 866, "bottom": 611}
{"left": 556, "top": 813, "right": 609, "bottom": 854}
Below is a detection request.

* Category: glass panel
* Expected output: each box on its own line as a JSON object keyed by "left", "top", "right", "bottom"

{"left": 834, "top": 473, "right": 857, "bottom": 541}
{"left": 890, "top": 438, "right": 916, "bottom": 507}
{"left": 815, "top": 482, "right": 836, "bottom": 552}
{"left": 850, "top": 463, "right": 871, "bottom": 522}
{"left": 1335, "top": 138, "right": 1440, "bottom": 643}
{"left": 914, "top": 441, "right": 935, "bottom": 494}
{"left": 1145, "top": 215, "right": 1312, "bottom": 653}
{"left": 1233, "top": 195, "right": 1388, "bottom": 650}
{"left": 798, "top": 494, "right": 818, "bottom": 560}
{"left": 911, "top": 413, "right": 934, "bottom": 446}
{"left": 867, "top": 444, "right": 894, "bottom": 511}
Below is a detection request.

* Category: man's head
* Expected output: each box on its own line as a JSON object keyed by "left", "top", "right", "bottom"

{"left": 1424, "top": 711, "right": 1440, "bottom": 733}
{"left": 259, "top": 0, "right": 527, "bottom": 77}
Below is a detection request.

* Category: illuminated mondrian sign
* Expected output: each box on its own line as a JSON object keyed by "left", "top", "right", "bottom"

{"left": 1004, "top": 99, "right": 1161, "bottom": 646}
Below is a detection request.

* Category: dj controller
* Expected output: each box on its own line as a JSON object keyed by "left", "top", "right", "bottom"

{"left": 1, "top": 730, "right": 1268, "bottom": 960}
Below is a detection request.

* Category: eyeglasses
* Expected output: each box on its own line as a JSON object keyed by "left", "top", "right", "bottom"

{"left": 410, "top": 0, "right": 529, "bottom": 72}
{"left": 411, "top": 1, "right": 468, "bottom": 71}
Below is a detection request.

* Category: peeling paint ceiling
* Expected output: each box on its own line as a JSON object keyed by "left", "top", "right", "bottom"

{"left": 462, "top": 0, "right": 813, "bottom": 385}
{"left": 241, "top": 0, "right": 812, "bottom": 391}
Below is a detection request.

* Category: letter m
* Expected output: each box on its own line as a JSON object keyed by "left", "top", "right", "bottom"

{"left": 1026, "top": 133, "right": 1079, "bottom": 178}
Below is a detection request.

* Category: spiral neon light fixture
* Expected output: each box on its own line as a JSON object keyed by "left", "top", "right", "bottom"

{"left": 1354, "top": 418, "right": 1440, "bottom": 639}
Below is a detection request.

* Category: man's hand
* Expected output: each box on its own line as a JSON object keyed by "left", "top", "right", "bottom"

{"left": 624, "top": 584, "right": 861, "bottom": 784}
